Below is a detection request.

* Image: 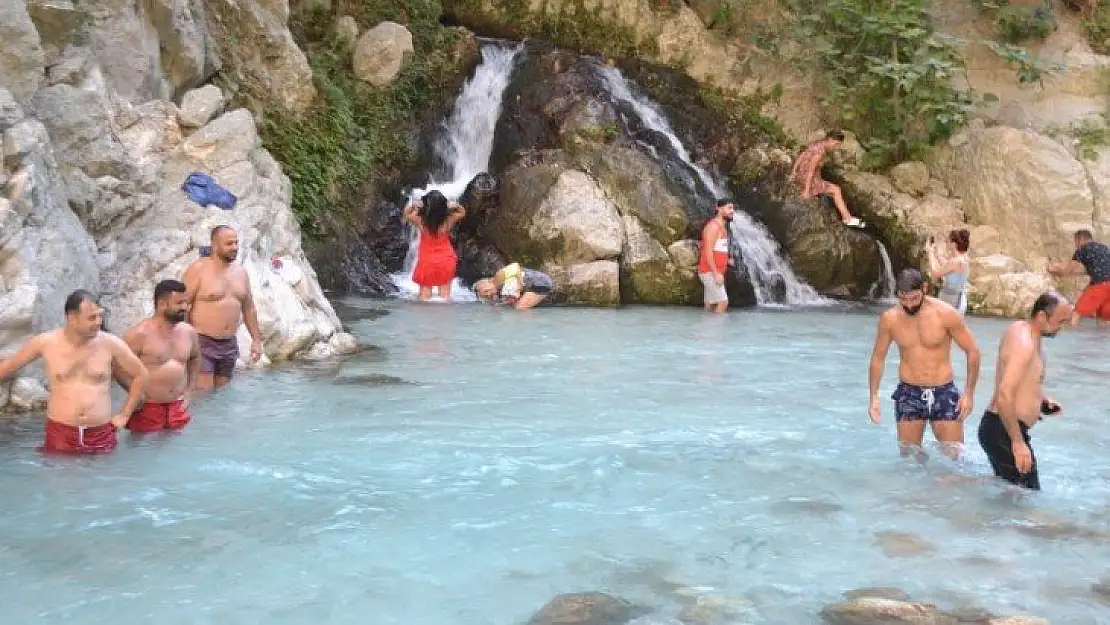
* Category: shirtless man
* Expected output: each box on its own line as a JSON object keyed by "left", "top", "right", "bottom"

{"left": 868, "top": 268, "right": 981, "bottom": 459}
{"left": 117, "top": 279, "right": 200, "bottom": 433}
{"left": 182, "top": 225, "right": 262, "bottom": 390}
{"left": 0, "top": 290, "right": 148, "bottom": 453}
{"left": 698, "top": 199, "right": 735, "bottom": 314}
{"left": 978, "top": 292, "right": 1072, "bottom": 491}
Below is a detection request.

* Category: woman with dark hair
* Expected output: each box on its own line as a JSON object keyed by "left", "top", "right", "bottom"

{"left": 927, "top": 228, "right": 971, "bottom": 315}
{"left": 402, "top": 190, "right": 467, "bottom": 301}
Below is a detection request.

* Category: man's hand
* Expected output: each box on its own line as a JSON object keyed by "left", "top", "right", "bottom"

{"left": 110, "top": 413, "right": 129, "bottom": 429}
{"left": 714, "top": 271, "right": 724, "bottom": 286}
{"left": 250, "top": 340, "right": 262, "bottom": 363}
{"left": 868, "top": 396, "right": 881, "bottom": 424}
{"left": 1042, "top": 396, "right": 1063, "bottom": 416}
{"left": 957, "top": 394, "right": 972, "bottom": 422}
{"left": 1012, "top": 440, "right": 1033, "bottom": 474}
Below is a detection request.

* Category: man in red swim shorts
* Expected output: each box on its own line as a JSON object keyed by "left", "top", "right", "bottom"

{"left": 0, "top": 290, "right": 149, "bottom": 454}
{"left": 1048, "top": 229, "right": 1110, "bottom": 326}
{"left": 117, "top": 279, "right": 201, "bottom": 433}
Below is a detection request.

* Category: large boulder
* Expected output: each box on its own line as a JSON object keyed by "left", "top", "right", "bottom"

{"left": 352, "top": 21, "right": 414, "bottom": 87}
{"left": 527, "top": 592, "right": 640, "bottom": 625}
{"left": 0, "top": 0, "right": 46, "bottom": 105}
{"left": 761, "top": 197, "right": 883, "bottom": 299}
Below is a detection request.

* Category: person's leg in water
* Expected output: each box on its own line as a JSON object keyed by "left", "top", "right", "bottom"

{"left": 437, "top": 281, "right": 453, "bottom": 301}
{"left": 418, "top": 286, "right": 433, "bottom": 301}
{"left": 515, "top": 292, "right": 547, "bottom": 310}
{"left": 927, "top": 382, "right": 965, "bottom": 460}
{"left": 892, "top": 382, "right": 931, "bottom": 462}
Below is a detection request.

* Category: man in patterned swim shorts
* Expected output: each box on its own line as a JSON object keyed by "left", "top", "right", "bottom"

{"left": 868, "top": 268, "right": 982, "bottom": 460}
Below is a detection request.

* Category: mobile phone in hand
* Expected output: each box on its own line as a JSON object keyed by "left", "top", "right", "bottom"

{"left": 199, "top": 245, "right": 211, "bottom": 257}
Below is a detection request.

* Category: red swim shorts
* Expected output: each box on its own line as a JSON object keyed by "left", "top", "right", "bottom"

{"left": 127, "top": 399, "right": 192, "bottom": 433}
{"left": 38, "top": 419, "right": 117, "bottom": 454}
{"left": 1075, "top": 281, "right": 1110, "bottom": 320}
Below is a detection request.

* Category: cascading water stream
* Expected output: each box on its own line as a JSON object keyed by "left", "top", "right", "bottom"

{"left": 870, "top": 240, "right": 897, "bottom": 303}
{"left": 595, "top": 65, "right": 827, "bottom": 308}
{"left": 390, "top": 41, "right": 524, "bottom": 300}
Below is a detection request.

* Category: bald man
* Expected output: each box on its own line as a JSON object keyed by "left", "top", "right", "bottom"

{"left": 182, "top": 226, "right": 262, "bottom": 390}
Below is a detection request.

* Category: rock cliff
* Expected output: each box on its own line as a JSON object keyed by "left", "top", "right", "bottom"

{"left": 0, "top": 0, "right": 353, "bottom": 412}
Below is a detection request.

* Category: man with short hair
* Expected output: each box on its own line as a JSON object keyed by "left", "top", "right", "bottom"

{"left": 868, "top": 268, "right": 981, "bottom": 459}
{"left": 791, "top": 129, "right": 865, "bottom": 229}
{"left": 977, "top": 291, "right": 1072, "bottom": 490}
{"left": 698, "top": 199, "right": 735, "bottom": 314}
{"left": 0, "top": 290, "right": 149, "bottom": 453}
{"left": 117, "top": 279, "right": 201, "bottom": 433}
{"left": 1047, "top": 229, "right": 1110, "bottom": 326}
{"left": 182, "top": 225, "right": 262, "bottom": 390}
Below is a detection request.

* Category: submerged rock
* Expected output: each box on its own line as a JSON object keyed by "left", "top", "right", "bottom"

{"left": 527, "top": 592, "right": 640, "bottom": 625}
{"left": 820, "top": 596, "right": 956, "bottom": 625}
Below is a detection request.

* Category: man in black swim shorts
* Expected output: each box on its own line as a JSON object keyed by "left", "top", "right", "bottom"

{"left": 474, "top": 263, "right": 554, "bottom": 311}
{"left": 868, "top": 269, "right": 981, "bottom": 460}
{"left": 978, "top": 291, "right": 1072, "bottom": 490}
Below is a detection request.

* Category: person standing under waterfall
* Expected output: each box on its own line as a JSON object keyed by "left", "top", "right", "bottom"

{"left": 791, "top": 129, "right": 865, "bottom": 229}
{"left": 927, "top": 229, "right": 971, "bottom": 315}
{"left": 403, "top": 191, "right": 467, "bottom": 302}
{"left": 867, "top": 268, "right": 981, "bottom": 460}
{"left": 698, "top": 199, "right": 735, "bottom": 313}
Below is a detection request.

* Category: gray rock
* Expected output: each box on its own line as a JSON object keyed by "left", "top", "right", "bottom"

{"left": 889, "top": 161, "right": 930, "bottom": 197}
{"left": 0, "top": 0, "right": 46, "bottom": 105}
{"left": 45, "top": 47, "right": 89, "bottom": 86}
{"left": 0, "top": 89, "right": 27, "bottom": 131}
{"left": 27, "top": 0, "right": 81, "bottom": 67}
{"left": 352, "top": 21, "right": 414, "bottom": 87}
{"left": 177, "top": 84, "right": 225, "bottom": 128}
{"left": 335, "top": 15, "right": 359, "bottom": 44}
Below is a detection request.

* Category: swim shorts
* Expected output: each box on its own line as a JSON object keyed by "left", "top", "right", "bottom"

{"left": 127, "top": 399, "right": 191, "bottom": 433}
{"left": 891, "top": 380, "right": 960, "bottom": 422}
{"left": 977, "top": 409, "right": 1040, "bottom": 490}
{"left": 199, "top": 334, "right": 239, "bottom": 379}
{"left": 523, "top": 269, "right": 554, "bottom": 295}
{"left": 1075, "top": 281, "right": 1110, "bottom": 320}
{"left": 38, "top": 419, "right": 117, "bottom": 454}
{"left": 698, "top": 271, "right": 728, "bottom": 304}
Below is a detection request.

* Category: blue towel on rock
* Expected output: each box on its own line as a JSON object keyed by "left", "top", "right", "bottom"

{"left": 182, "top": 172, "right": 237, "bottom": 209}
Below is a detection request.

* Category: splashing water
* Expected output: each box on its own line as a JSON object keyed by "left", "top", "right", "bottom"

{"left": 595, "top": 65, "right": 827, "bottom": 307}
{"left": 390, "top": 41, "right": 524, "bottom": 301}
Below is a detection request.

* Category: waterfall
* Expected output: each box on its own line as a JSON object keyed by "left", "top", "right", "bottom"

{"left": 595, "top": 65, "right": 826, "bottom": 307}
{"left": 389, "top": 41, "right": 524, "bottom": 301}
{"left": 870, "top": 240, "right": 896, "bottom": 303}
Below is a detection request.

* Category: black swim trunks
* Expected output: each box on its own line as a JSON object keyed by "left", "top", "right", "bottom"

{"left": 522, "top": 269, "right": 554, "bottom": 295}
{"left": 977, "top": 410, "right": 1040, "bottom": 490}
{"left": 198, "top": 334, "right": 239, "bottom": 379}
{"left": 892, "top": 381, "right": 960, "bottom": 422}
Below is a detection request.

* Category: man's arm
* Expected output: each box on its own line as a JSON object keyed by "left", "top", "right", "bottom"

{"left": 241, "top": 270, "right": 263, "bottom": 358}
{"left": 109, "top": 335, "right": 149, "bottom": 422}
{"left": 1047, "top": 258, "right": 1086, "bottom": 277}
{"left": 185, "top": 326, "right": 200, "bottom": 395}
{"left": 0, "top": 335, "right": 44, "bottom": 381}
{"left": 114, "top": 326, "right": 144, "bottom": 392}
{"left": 868, "top": 313, "right": 893, "bottom": 401}
{"left": 948, "top": 310, "right": 981, "bottom": 398}
{"left": 182, "top": 261, "right": 201, "bottom": 323}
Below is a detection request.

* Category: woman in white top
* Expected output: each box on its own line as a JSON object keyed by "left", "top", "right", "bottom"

{"left": 927, "top": 228, "right": 971, "bottom": 315}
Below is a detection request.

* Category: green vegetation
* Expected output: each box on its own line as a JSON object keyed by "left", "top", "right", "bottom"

{"left": 991, "top": 2, "right": 1057, "bottom": 44}
{"left": 1083, "top": 1, "right": 1110, "bottom": 55}
{"left": 788, "top": 0, "right": 978, "bottom": 170}
{"left": 1045, "top": 69, "right": 1110, "bottom": 160}
{"left": 257, "top": 1, "right": 473, "bottom": 236}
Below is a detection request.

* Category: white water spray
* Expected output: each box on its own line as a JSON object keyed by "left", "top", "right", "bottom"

{"left": 390, "top": 42, "right": 524, "bottom": 301}
{"left": 870, "top": 240, "right": 896, "bottom": 303}
{"left": 596, "top": 66, "right": 825, "bottom": 307}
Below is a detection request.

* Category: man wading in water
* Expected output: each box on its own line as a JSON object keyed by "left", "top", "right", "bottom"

{"left": 698, "top": 199, "right": 735, "bottom": 313}
{"left": 978, "top": 292, "right": 1072, "bottom": 491}
{"left": 182, "top": 225, "right": 262, "bottom": 390}
{"left": 0, "top": 290, "right": 149, "bottom": 453}
{"left": 868, "top": 268, "right": 981, "bottom": 459}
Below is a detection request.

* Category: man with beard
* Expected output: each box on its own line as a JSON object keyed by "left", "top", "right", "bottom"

{"left": 868, "top": 268, "right": 981, "bottom": 459}
{"left": 977, "top": 291, "right": 1072, "bottom": 491}
{"left": 0, "top": 290, "right": 148, "bottom": 453}
{"left": 116, "top": 279, "right": 201, "bottom": 433}
{"left": 698, "top": 199, "right": 736, "bottom": 313}
{"left": 182, "top": 225, "right": 262, "bottom": 390}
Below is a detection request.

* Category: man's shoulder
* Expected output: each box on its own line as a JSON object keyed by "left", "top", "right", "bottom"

{"left": 174, "top": 321, "right": 199, "bottom": 339}
{"left": 94, "top": 330, "right": 129, "bottom": 352}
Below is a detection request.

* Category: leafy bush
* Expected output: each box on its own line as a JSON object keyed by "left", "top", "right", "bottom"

{"left": 1083, "top": 1, "right": 1110, "bottom": 55}
{"left": 789, "top": 0, "right": 978, "bottom": 170}
{"left": 259, "top": 2, "right": 471, "bottom": 236}
{"left": 995, "top": 3, "right": 1056, "bottom": 43}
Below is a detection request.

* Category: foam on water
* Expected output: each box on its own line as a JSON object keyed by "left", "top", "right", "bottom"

{"left": 1, "top": 302, "right": 1109, "bottom": 624}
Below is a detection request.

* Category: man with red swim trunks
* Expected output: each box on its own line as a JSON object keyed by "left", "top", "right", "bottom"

{"left": 1047, "top": 229, "right": 1110, "bottom": 326}
{"left": 117, "top": 279, "right": 200, "bottom": 433}
{"left": 0, "top": 290, "right": 149, "bottom": 454}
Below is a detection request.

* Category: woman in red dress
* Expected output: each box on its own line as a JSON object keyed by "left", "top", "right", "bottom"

{"left": 402, "top": 190, "right": 467, "bottom": 301}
